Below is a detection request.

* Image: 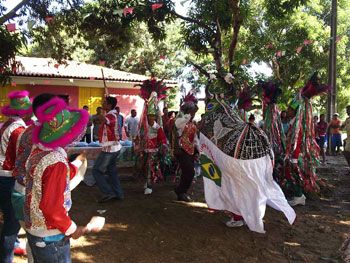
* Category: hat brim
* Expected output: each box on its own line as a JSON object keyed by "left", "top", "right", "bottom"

{"left": 32, "top": 108, "right": 89, "bottom": 149}
{"left": 1, "top": 105, "right": 33, "bottom": 117}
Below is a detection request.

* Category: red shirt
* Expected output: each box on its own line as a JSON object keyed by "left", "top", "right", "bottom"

{"left": 316, "top": 121, "right": 327, "bottom": 137}
{"left": 98, "top": 109, "right": 121, "bottom": 152}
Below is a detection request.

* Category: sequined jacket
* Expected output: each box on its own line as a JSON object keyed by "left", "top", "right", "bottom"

{"left": 0, "top": 117, "right": 26, "bottom": 177}
{"left": 175, "top": 114, "right": 198, "bottom": 155}
{"left": 24, "top": 146, "right": 78, "bottom": 237}
{"left": 98, "top": 109, "right": 121, "bottom": 152}
{"left": 13, "top": 124, "right": 35, "bottom": 188}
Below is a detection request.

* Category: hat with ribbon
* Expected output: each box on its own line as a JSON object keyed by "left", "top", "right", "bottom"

{"left": 289, "top": 96, "right": 301, "bottom": 111}
{"left": 180, "top": 92, "right": 198, "bottom": 112}
{"left": 1, "top": 90, "right": 32, "bottom": 116}
{"left": 32, "top": 97, "right": 89, "bottom": 149}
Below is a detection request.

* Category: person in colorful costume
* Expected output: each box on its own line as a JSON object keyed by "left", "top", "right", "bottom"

{"left": 138, "top": 93, "right": 167, "bottom": 195}
{"left": 0, "top": 90, "right": 33, "bottom": 262}
{"left": 93, "top": 96, "right": 124, "bottom": 203}
{"left": 259, "top": 80, "right": 286, "bottom": 186}
{"left": 137, "top": 79, "right": 169, "bottom": 195}
{"left": 284, "top": 72, "right": 328, "bottom": 206}
{"left": 12, "top": 94, "right": 56, "bottom": 221}
{"left": 10, "top": 93, "right": 57, "bottom": 263}
{"left": 24, "top": 97, "right": 89, "bottom": 262}
{"left": 173, "top": 93, "right": 199, "bottom": 202}
{"left": 199, "top": 91, "right": 296, "bottom": 233}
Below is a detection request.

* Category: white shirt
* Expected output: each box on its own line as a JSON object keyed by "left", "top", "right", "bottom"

{"left": 124, "top": 116, "right": 139, "bottom": 138}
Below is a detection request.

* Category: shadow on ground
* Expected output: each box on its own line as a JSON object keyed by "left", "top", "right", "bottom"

{"left": 3, "top": 155, "right": 350, "bottom": 262}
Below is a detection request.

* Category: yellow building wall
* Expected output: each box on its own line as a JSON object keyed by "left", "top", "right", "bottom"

{"left": 78, "top": 87, "right": 104, "bottom": 114}
{"left": 0, "top": 84, "right": 25, "bottom": 122}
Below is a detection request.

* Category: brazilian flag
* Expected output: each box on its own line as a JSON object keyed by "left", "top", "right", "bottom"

{"left": 200, "top": 154, "right": 222, "bottom": 187}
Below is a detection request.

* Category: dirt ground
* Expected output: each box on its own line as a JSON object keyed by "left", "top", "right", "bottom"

{"left": 5, "top": 155, "right": 350, "bottom": 262}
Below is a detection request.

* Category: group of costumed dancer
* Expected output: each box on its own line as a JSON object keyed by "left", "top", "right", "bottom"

{"left": 0, "top": 72, "right": 328, "bottom": 262}
{"left": 135, "top": 72, "right": 327, "bottom": 233}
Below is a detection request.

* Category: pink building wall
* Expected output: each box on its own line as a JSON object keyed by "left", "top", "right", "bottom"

{"left": 25, "top": 84, "right": 79, "bottom": 108}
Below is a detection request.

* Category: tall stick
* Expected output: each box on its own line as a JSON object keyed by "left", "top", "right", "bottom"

{"left": 101, "top": 68, "right": 109, "bottom": 96}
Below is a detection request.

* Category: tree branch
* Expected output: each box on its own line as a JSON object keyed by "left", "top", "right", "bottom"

{"left": 188, "top": 60, "right": 210, "bottom": 78}
{"left": 170, "top": 10, "right": 214, "bottom": 33}
{"left": 228, "top": 0, "right": 243, "bottom": 73}
{"left": 0, "top": 0, "right": 31, "bottom": 25}
{"left": 271, "top": 57, "right": 282, "bottom": 82}
{"left": 212, "top": 18, "right": 223, "bottom": 73}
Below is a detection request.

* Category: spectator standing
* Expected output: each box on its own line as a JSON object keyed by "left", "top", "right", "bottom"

{"left": 81, "top": 105, "right": 92, "bottom": 143}
{"left": 329, "top": 113, "right": 342, "bottom": 155}
{"left": 92, "top": 106, "right": 103, "bottom": 141}
{"left": 315, "top": 114, "right": 328, "bottom": 163}
{"left": 341, "top": 105, "right": 350, "bottom": 167}
{"left": 115, "top": 106, "right": 124, "bottom": 140}
{"left": 124, "top": 109, "right": 139, "bottom": 141}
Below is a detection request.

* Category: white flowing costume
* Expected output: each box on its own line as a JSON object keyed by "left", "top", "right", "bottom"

{"left": 200, "top": 133, "right": 296, "bottom": 233}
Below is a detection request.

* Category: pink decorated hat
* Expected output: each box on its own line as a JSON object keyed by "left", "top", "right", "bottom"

{"left": 32, "top": 97, "right": 89, "bottom": 149}
{"left": 1, "top": 90, "right": 33, "bottom": 116}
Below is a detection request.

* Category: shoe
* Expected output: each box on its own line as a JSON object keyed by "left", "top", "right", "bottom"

{"left": 225, "top": 218, "right": 245, "bottom": 228}
{"left": 177, "top": 193, "right": 192, "bottom": 202}
{"left": 144, "top": 188, "right": 153, "bottom": 195}
{"left": 288, "top": 194, "right": 306, "bottom": 206}
{"left": 14, "top": 246, "right": 27, "bottom": 256}
{"left": 98, "top": 195, "right": 117, "bottom": 203}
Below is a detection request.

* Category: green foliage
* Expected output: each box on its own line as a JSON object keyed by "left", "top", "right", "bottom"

{"left": 217, "top": 0, "right": 348, "bottom": 112}
{"left": 0, "top": 27, "right": 26, "bottom": 85}
{"left": 3, "top": 0, "right": 350, "bottom": 115}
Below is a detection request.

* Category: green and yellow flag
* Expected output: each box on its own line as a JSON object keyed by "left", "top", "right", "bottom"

{"left": 200, "top": 154, "right": 222, "bottom": 187}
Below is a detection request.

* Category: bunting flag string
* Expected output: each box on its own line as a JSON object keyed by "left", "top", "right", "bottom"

{"left": 45, "top": 16, "right": 54, "bottom": 23}
{"left": 123, "top": 7, "right": 134, "bottom": 16}
{"left": 296, "top": 46, "right": 303, "bottom": 54}
{"left": 151, "top": 3, "right": 163, "bottom": 11}
{"left": 5, "top": 23, "right": 16, "bottom": 32}
{"left": 303, "top": 39, "right": 313, "bottom": 45}
{"left": 265, "top": 35, "right": 344, "bottom": 59}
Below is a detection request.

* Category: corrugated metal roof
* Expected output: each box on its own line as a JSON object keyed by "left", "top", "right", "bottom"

{"left": 12, "top": 56, "right": 177, "bottom": 84}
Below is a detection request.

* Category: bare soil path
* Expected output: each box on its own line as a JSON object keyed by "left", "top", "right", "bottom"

{"left": 6, "top": 156, "right": 350, "bottom": 262}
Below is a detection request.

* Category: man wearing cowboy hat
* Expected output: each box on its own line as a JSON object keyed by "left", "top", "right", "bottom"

{"left": 24, "top": 96, "right": 89, "bottom": 262}
{"left": 0, "top": 90, "right": 33, "bottom": 263}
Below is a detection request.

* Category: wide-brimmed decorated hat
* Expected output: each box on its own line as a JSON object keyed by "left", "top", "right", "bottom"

{"left": 1, "top": 90, "right": 33, "bottom": 116}
{"left": 180, "top": 92, "right": 198, "bottom": 112}
{"left": 32, "top": 97, "right": 89, "bottom": 149}
{"left": 147, "top": 91, "right": 158, "bottom": 115}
